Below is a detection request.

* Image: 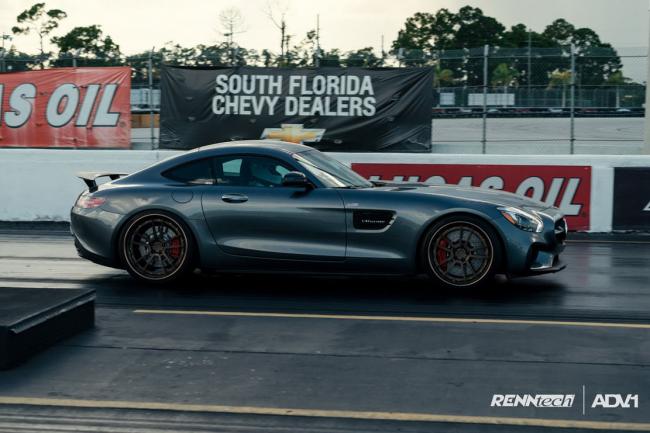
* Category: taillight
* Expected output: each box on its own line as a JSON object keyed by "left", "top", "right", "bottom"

{"left": 76, "top": 195, "right": 106, "bottom": 209}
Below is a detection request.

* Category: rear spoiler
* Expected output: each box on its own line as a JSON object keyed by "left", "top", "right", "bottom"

{"left": 77, "top": 172, "right": 128, "bottom": 192}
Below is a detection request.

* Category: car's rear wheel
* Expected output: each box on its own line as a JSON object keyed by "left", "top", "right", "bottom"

{"left": 421, "top": 216, "right": 502, "bottom": 290}
{"left": 119, "top": 211, "right": 195, "bottom": 283}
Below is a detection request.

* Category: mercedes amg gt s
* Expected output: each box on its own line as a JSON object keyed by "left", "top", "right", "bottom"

{"left": 71, "top": 140, "right": 567, "bottom": 288}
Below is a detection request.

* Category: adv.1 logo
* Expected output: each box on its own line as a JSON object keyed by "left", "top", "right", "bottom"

{"left": 592, "top": 394, "right": 639, "bottom": 409}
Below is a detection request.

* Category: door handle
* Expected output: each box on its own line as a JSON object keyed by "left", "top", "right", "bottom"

{"left": 221, "top": 193, "right": 248, "bottom": 203}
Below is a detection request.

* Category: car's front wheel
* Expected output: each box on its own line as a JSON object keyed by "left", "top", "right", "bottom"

{"left": 119, "top": 211, "right": 195, "bottom": 283}
{"left": 421, "top": 216, "right": 502, "bottom": 290}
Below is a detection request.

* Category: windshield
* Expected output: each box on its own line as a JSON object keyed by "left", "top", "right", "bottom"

{"left": 293, "top": 150, "right": 373, "bottom": 189}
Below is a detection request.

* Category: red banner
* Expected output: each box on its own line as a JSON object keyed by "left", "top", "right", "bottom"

{"left": 352, "top": 163, "right": 592, "bottom": 230}
{"left": 0, "top": 67, "right": 131, "bottom": 148}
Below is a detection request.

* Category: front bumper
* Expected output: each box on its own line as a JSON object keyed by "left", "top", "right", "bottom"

{"left": 528, "top": 253, "right": 566, "bottom": 274}
{"left": 497, "top": 215, "right": 567, "bottom": 276}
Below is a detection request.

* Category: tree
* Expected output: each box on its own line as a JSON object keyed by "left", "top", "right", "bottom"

{"left": 392, "top": 6, "right": 505, "bottom": 83}
{"left": 392, "top": 6, "right": 504, "bottom": 52}
{"left": 259, "top": 49, "right": 275, "bottom": 67}
{"left": 343, "top": 48, "right": 382, "bottom": 67}
{"left": 606, "top": 71, "right": 630, "bottom": 109}
{"left": 542, "top": 19, "right": 622, "bottom": 86}
{"left": 491, "top": 63, "right": 518, "bottom": 106}
{"left": 320, "top": 49, "right": 341, "bottom": 67}
{"left": 264, "top": 0, "right": 290, "bottom": 66}
{"left": 500, "top": 24, "right": 556, "bottom": 87}
{"left": 284, "top": 30, "right": 318, "bottom": 67}
{"left": 434, "top": 65, "right": 455, "bottom": 87}
{"left": 392, "top": 7, "right": 622, "bottom": 90}
{"left": 12, "top": 2, "right": 67, "bottom": 67}
{"left": 548, "top": 69, "right": 572, "bottom": 107}
{"left": 433, "top": 65, "right": 455, "bottom": 107}
{"left": 453, "top": 6, "right": 505, "bottom": 48}
{"left": 219, "top": 7, "right": 246, "bottom": 66}
{"left": 501, "top": 24, "right": 555, "bottom": 49}
{"left": 0, "top": 47, "right": 38, "bottom": 72}
{"left": 51, "top": 25, "right": 121, "bottom": 66}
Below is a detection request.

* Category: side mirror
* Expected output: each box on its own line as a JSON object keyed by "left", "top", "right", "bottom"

{"left": 282, "top": 171, "right": 311, "bottom": 188}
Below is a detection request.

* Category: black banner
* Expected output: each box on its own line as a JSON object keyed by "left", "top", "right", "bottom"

{"left": 613, "top": 167, "right": 650, "bottom": 230}
{"left": 160, "top": 65, "right": 433, "bottom": 152}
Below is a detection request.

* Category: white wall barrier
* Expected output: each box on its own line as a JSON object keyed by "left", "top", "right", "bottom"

{"left": 1, "top": 149, "right": 650, "bottom": 232}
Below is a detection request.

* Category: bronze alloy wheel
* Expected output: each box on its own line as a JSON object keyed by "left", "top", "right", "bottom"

{"left": 426, "top": 221, "right": 494, "bottom": 287}
{"left": 122, "top": 213, "right": 189, "bottom": 281}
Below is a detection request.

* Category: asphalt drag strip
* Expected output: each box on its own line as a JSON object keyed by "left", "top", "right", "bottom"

{"left": 0, "top": 230, "right": 649, "bottom": 432}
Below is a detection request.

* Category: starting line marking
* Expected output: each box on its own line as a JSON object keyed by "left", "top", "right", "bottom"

{"left": 0, "top": 396, "right": 648, "bottom": 431}
{"left": 133, "top": 309, "right": 650, "bottom": 329}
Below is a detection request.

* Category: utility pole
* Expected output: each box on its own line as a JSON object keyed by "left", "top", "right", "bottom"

{"left": 570, "top": 43, "right": 576, "bottom": 154}
{"left": 642, "top": 1, "right": 650, "bottom": 155}
{"left": 527, "top": 28, "right": 532, "bottom": 107}
{"left": 226, "top": 21, "right": 234, "bottom": 66}
{"left": 1, "top": 33, "right": 9, "bottom": 51}
{"left": 482, "top": 44, "right": 489, "bottom": 154}
{"left": 315, "top": 14, "right": 320, "bottom": 68}
{"left": 148, "top": 47, "right": 155, "bottom": 149}
{"left": 381, "top": 34, "right": 385, "bottom": 65}
{"left": 280, "top": 17, "right": 287, "bottom": 66}
{"left": 1, "top": 33, "right": 12, "bottom": 73}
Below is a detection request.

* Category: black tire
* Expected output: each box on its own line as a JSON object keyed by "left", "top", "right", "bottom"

{"left": 420, "top": 215, "right": 503, "bottom": 290}
{"left": 118, "top": 211, "right": 196, "bottom": 284}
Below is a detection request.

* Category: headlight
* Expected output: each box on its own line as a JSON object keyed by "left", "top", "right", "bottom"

{"left": 498, "top": 206, "right": 543, "bottom": 233}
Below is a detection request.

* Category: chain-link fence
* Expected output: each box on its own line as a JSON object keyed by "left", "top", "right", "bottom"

{"left": 0, "top": 45, "right": 647, "bottom": 154}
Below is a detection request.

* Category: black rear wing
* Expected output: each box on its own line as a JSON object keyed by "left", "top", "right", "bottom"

{"left": 77, "top": 172, "right": 128, "bottom": 192}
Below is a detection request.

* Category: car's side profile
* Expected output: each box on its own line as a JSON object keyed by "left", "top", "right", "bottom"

{"left": 71, "top": 140, "right": 566, "bottom": 288}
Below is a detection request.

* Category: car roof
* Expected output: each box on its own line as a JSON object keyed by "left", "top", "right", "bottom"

{"left": 195, "top": 140, "right": 314, "bottom": 155}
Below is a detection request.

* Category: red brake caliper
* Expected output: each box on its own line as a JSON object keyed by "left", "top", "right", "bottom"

{"left": 437, "top": 238, "right": 449, "bottom": 271}
{"left": 169, "top": 237, "right": 181, "bottom": 258}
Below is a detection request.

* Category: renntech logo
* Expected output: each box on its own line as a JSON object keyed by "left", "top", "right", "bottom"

{"left": 491, "top": 394, "right": 575, "bottom": 408}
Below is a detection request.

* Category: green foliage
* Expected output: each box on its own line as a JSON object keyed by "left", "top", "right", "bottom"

{"left": 395, "top": 6, "right": 624, "bottom": 87}
{"left": 50, "top": 25, "right": 121, "bottom": 67}
{"left": 0, "top": 47, "right": 38, "bottom": 72}
{"left": 392, "top": 6, "right": 504, "bottom": 51}
{"left": 51, "top": 25, "right": 120, "bottom": 57}
{"left": 433, "top": 66, "right": 454, "bottom": 87}
{"left": 342, "top": 48, "right": 382, "bottom": 68}
{"left": 12, "top": 2, "right": 67, "bottom": 59}
{"left": 491, "top": 63, "right": 518, "bottom": 88}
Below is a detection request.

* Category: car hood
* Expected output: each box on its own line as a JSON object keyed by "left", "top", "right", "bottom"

{"left": 373, "top": 183, "right": 556, "bottom": 213}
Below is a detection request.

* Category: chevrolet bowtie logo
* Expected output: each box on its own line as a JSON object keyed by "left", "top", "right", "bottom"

{"left": 261, "top": 124, "right": 326, "bottom": 144}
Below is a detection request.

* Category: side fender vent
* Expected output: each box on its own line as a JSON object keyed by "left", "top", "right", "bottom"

{"left": 353, "top": 210, "right": 395, "bottom": 230}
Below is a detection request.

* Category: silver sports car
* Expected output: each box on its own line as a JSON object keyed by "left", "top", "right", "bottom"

{"left": 71, "top": 140, "right": 566, "bottom": 288}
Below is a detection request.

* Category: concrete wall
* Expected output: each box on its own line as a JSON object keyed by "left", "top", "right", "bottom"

{"left": 1, "top": 148, "right": 649, "bottom": 232}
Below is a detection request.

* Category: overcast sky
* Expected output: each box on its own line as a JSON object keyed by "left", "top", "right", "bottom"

{"left": 1, "top": 0, "right": 647, "bottom": 53}
{"left": 1, "top": 0, "right": 648, "bottom": 77}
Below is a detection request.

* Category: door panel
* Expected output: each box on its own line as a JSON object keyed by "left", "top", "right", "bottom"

{"left": 202, "top": 186, "right": 346, "bottom": 260}
{"left": 201, "top": 155, "right": 346, "bottom": 261}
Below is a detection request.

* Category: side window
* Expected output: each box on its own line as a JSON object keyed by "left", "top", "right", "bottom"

{"left": 163, "top": 158, "right": 213, "bottom": 184}
{"left": 222, "top": 158, "right": 242, "bottom": 176}
{"left": 213, "top": 157, "right": 244, "bottom": 186}
{"left": 212, "top": 156, "right": 295, "bottom": 187}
